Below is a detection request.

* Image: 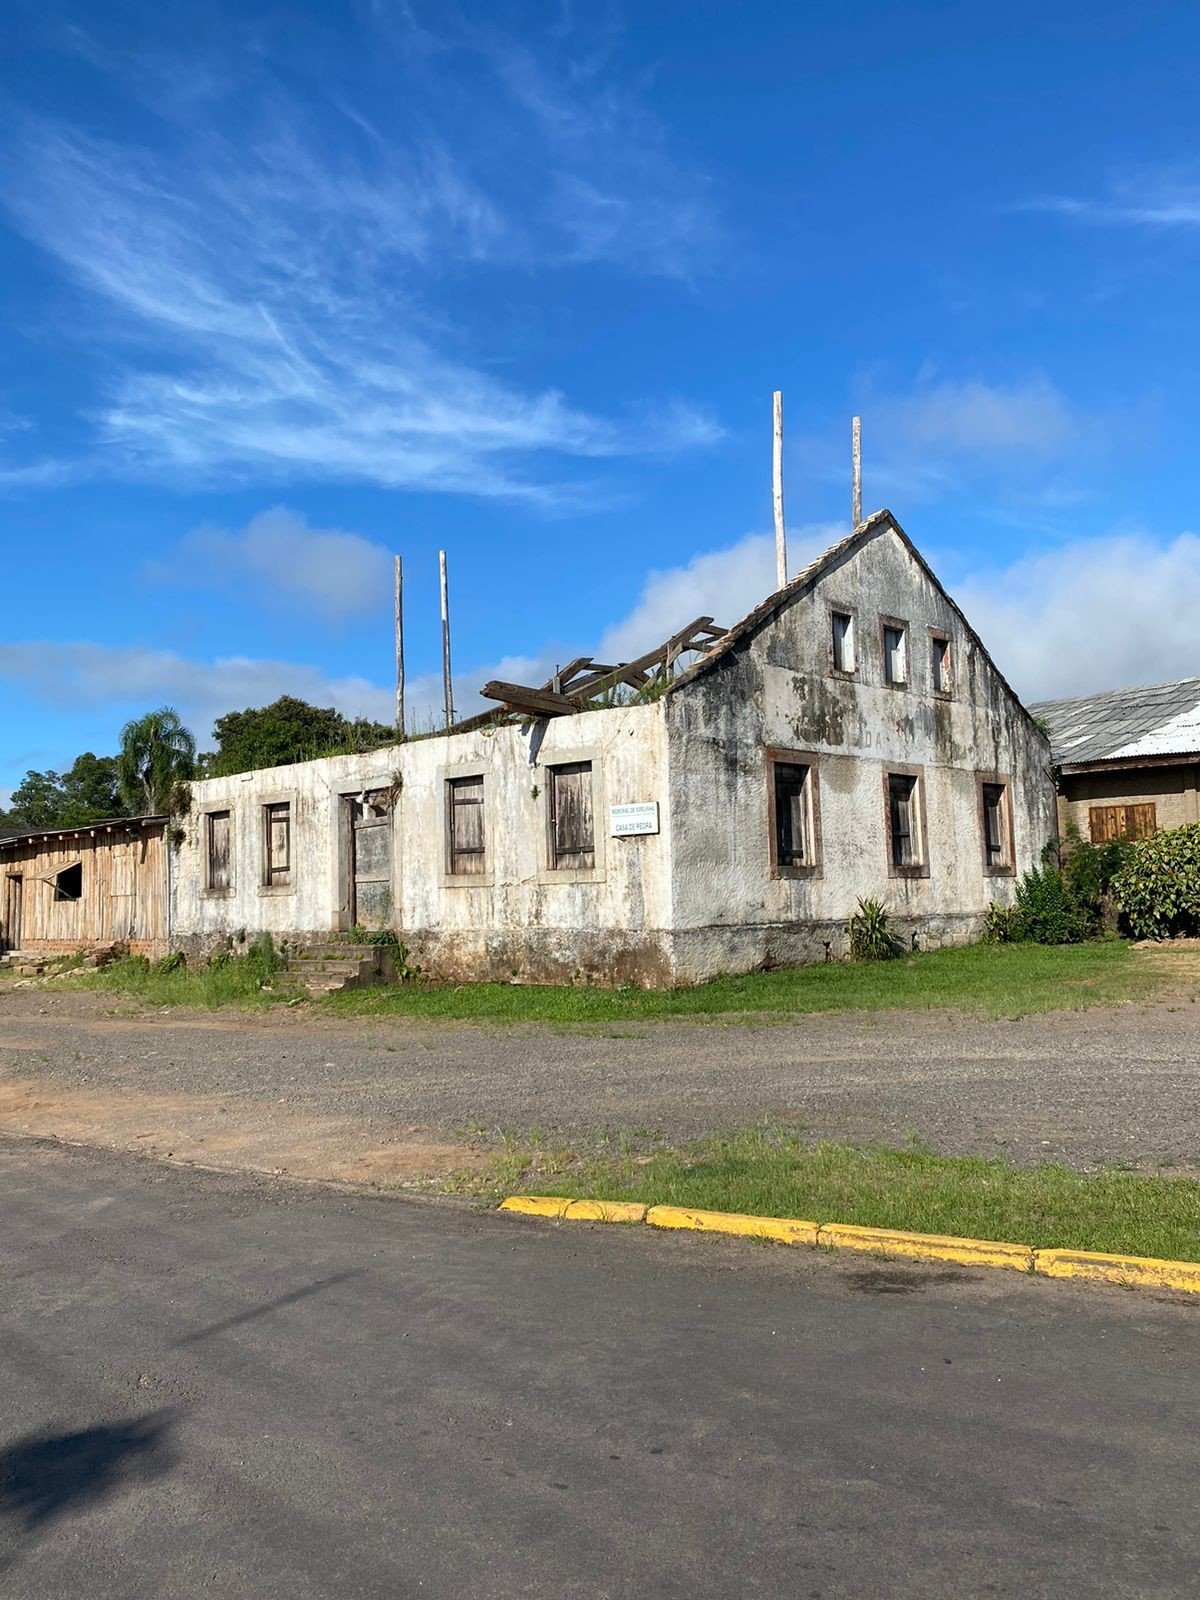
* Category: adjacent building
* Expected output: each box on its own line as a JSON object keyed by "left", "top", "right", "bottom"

{"left": 0, "top": 816, "right": 169, "bottom": 959}
{"left": 1031, "top": 676, "right": 1200, "bottom": 843}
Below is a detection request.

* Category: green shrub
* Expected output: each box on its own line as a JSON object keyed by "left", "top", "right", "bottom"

{"left": 154, "top": 950, "right": 186, "bottom": 974}
{"left": 847, "top": 897, "right": 900, "bottom": 961}
{"left": 1111, "top": 822, "right": 1200, "bottom": 940}
{"left": 1061, "top": 826, "right": 1132, "bottom": 930}
{"left": 982, "top": 901, "right": 1019, "bottom": 943}
{"left": 1013, "top": 865, "right": 1090, "bottom": 945}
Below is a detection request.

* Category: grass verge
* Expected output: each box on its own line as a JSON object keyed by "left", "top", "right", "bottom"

{"left": 474, "top": 1125, "right": 1200, "bottom": 1262}
{"left": 73, "top": 945, "right": 285, "bottom": 1010}
{"left": 324, "top": 940, "right": 1159, "bottom": 1024}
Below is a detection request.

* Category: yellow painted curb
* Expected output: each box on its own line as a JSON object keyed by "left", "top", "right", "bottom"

{"left": 1034, "top": 1248, "right": 1200, "bottom": 1294}
{"left": 563, "top": 1199, "right": 647, "bottom": 1224}
{"left": 646, "top": 1204, "right": 819, "bottom": 1247}
{"left": 499, "top": 1195, "right": 571, "bottom": 1219}
{"left": 818, "top": 1223, "right": 1034, "bottom": 1273}
{"left": 497, "top": 1196, "right": 1200, "bottom": 1296}
{"left": 499, "top": 1195, "right": 645, "bottom": 1224}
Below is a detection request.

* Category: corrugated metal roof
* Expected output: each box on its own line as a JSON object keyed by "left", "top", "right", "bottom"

{"left": 1030, "top": 677, "right": 1200, "bottom": 767}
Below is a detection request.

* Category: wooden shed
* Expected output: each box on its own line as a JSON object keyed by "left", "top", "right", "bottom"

{"left": 0, "top": 816, "right": 169, "bottom": 959}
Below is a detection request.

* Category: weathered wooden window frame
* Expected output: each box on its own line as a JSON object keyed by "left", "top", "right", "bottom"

{"left": 200, "top": 804, "right": 235, "bottom": 897}
{"left": 879, "top": 615, "right": 910, "bottom": 689}
{"left": 440, "top": 761, "right": 493, "bottom": 887}
{"left": 977, "top": 771, "right": 1015, "bottom": 877}
{"left": 258, "top": 793, "right": 296, "bottom": 895}
{"left": 827, "top": 601, "right": 859, "bottom": 680}
{"left": 765, "top": 748, "right": 822, "bottom": 879}
{"left": 929, "top": 629, "right": 953, "bottom": 699}
{"left": 539, "top": 747, "right": 605, "bottom": 885}
{"left": 883, "top": 764, "right": 930, "bottom": 878}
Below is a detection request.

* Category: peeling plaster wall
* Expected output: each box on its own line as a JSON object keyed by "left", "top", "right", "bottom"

{"left": 173, "top": 704, "right": 674, "bottom": 983}
{"left": 664, "top": 522, "right": 1057, "bottom": 982}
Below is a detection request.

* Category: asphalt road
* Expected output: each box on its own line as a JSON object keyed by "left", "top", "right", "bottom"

{"left": 2, "top": 1135, "right": 1198, "bottom": 1598}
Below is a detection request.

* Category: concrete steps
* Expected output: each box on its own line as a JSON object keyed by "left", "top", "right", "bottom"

{"left": 280, "top": 941, "right": 393, "bottom": 996}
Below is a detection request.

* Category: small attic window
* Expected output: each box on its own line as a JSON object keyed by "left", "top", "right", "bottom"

{"left": 54, "top": 863, "right": 83, "bottom": 902}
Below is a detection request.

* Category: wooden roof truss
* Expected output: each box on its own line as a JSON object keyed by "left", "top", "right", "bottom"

{"left": 477, "top": 615, "right": 729, "bottom": 722}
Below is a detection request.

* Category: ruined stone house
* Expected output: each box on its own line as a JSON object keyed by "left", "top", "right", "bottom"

{"left": 161, "top": 510, "right": 1055, "bottom": 984}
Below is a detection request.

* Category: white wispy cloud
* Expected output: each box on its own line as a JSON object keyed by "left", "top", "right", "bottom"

{"left": 0, "top": 9, "right": 720, "bottom": 500}
{"left": 1023, "top": 170, "right": 1200, "bottom": 229}
{"left": 598, "top": 523, "right": 846, "bottom": 662}
{"left": 149, "top": 507, "right": 393, "bottom": 622}
{"left": 956, "top": 529, "right": 1200, "bottom": 701}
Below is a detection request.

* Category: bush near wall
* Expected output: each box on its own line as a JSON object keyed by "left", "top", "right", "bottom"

{"left": 1111, "top": 822, "right": 1200, "bottom": 940}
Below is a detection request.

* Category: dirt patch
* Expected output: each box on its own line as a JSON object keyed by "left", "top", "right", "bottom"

{"left": 0, "top": 1077, "right": 484, "bottom": 1188}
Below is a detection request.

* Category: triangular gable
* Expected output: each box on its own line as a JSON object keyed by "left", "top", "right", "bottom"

{"left": 667, "top": 508, "right": 1043, "bottom": 738}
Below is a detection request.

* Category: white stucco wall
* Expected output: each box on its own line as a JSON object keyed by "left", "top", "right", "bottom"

{"left": 663, "top": 520, "right": 1057, "bottom": 981}
{"left": 174, "top": 703, "right": 675, "bottom": 983}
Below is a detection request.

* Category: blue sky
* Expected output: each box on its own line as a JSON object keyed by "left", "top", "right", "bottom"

{"left": 4, "top": 0, "right": 1200, "bottom": 796}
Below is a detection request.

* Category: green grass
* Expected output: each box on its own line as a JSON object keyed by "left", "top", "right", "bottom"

{"left": 483, "top": 1125, "right": 1200, "bottom": 1262}
{"left": 73, "top": 949, "right": 287, "bottom": 1009}
{"left": 325, "top": 940, "right": 1157, "bottom": 1024}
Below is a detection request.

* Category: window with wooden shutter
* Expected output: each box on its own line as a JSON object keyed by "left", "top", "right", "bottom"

{"left": 207, "top": 810, "right": 231, "bottom": 891}
{"left": 772, "top": 762, "right": 809, "bottom": 868}
{"left": 1088, "top": 803, "right": 1157, "bottom": 843}
{"left": 883, "top": 620, "right": 908, "bottom": 684}
{"left": 548, "top": 762, "right": 595, "bottom": 869}
{"left": 886, "top": 772, "right": 925, "bottom": 872}
{"left": 931, "top": 634, "right": 952, "bottom": 695}
{"left": 447, "top": 776, "right": 486, "bottom": 875}
{"left": 981, "top": 782, "right": 1009, "bottom": 869}
{"left": 263, "top": 802, "right": 291, "bottom": 886}
{"left": 831, "top": 611, "right": 855, "bottom": 674}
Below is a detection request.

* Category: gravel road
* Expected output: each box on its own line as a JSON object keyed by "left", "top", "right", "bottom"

{"left": 2, "top": 986, "right": 1199, "bottom": 1176}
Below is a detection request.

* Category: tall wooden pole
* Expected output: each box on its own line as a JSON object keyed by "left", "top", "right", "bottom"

{"left": 439, "top": 549, "right": 455, "bottom": 729}
{"left": 772, "top": 390, "right": 787, "bottom": 589}
{"left": 394, "top": 555, "right": 405, "bottom": 738}
{"left": 851, "top": 415, "right": 862, "bottom": 528}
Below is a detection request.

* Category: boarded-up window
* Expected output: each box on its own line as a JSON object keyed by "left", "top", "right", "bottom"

{"left": 263, "top": 802, "right": 291, "bottom": 886}
{"left": 831, "top": 611, "right": 855, "bottom": 673}
{"left": 981, "top": 782, "right": 1009, "bottom": 868}
{"left": 207, "top": 810, "right": 231, "bottom": 891}
{"left": 883, "top": 624, "right": 908, "bottom": 686}
{"left": 447, "top": 776, "right": 486, "bottom": 875}
{"left": 1089, "top": 803, "right": 1157, "bottom": 843}
{"left": 931, "top": 635, "right": 952, "bottom": 694}
{"left": 773, "top": 762, "right": 810, "bottom": 867}
{"left": 888, "top": 774, "right": 920, "bottom": 868}
{"left": 549, "top": 762, "right": 595, "bottom": 869}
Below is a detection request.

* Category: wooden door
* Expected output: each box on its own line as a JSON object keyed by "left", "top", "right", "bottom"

{"left": 3, "top": 876, "right": 22, "bottom": 953}
{"left": 350, "top": 792, "right": 393, "bottom": 929}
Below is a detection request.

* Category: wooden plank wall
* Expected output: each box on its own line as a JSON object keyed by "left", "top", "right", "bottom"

{"left": 0, "top": 823, "right": 168, "bottom": 953}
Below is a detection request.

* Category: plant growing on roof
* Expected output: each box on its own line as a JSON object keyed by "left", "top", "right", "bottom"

{"left": 116, "top": 707, "right": 197, "bottom": 816}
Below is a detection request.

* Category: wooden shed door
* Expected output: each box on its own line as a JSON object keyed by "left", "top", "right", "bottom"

{"left": 350, "top": 792, "right": 393, "bottom": 930}
{"left": 3, "top": 876, "right": 21, "bottom": 953}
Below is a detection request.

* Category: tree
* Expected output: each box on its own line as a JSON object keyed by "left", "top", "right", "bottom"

{"left": 0, "top": 753, "right": 127, "bottom": 836}
{"left": 204, "top": 696, "right": 396, "bottom": 778}
{"left": 117, "top": 707, "right": 197, "bottom": 815}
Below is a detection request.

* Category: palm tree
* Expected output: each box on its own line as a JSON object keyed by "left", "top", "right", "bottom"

{"left": 117, "top": 707, "right": 197, "bottom": 816}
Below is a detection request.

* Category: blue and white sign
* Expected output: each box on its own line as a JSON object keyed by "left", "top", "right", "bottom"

{"left": 610, "top": 801, "right": 660, "bottom": 837}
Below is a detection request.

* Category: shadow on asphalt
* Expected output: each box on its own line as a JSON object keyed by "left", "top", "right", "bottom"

{"left": 0, "top": 1407, "right": 177, "bottom": 1544}
{"left": 172, "top": 1268, "right": 362, "bottom": 1346}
